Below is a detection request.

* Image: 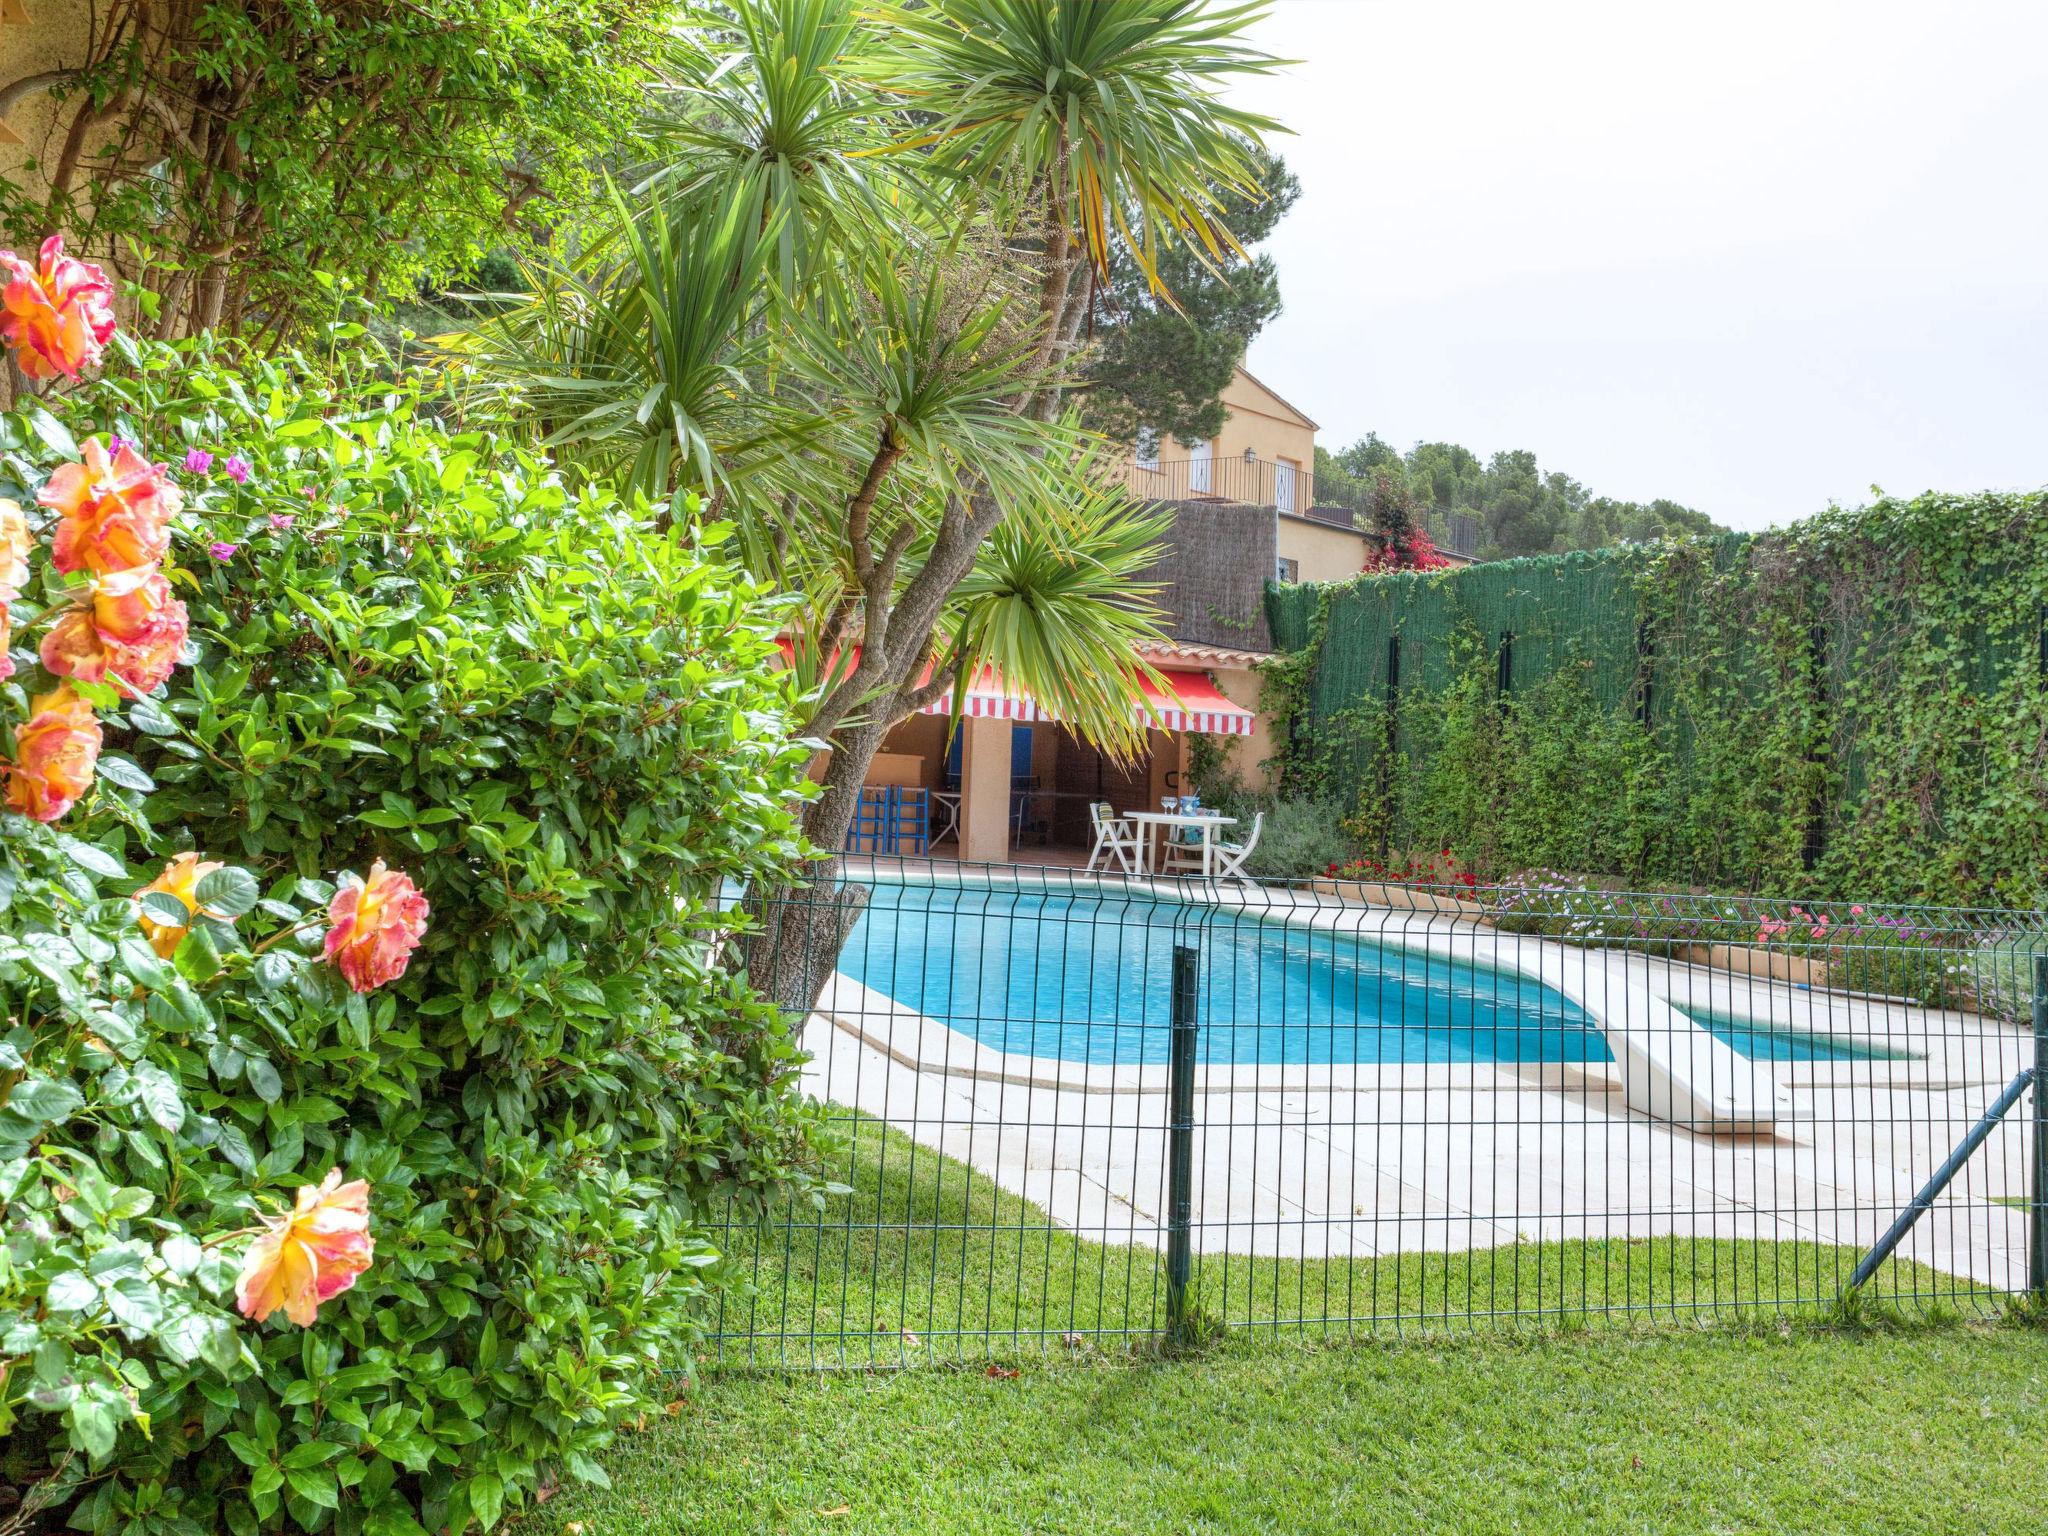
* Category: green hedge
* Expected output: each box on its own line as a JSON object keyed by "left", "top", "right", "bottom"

{"left": 1, "top": 334, "right": 819, "bottom": 1534}
{"left": 1264, "top": 490, "right": 2048, "bottom": 905}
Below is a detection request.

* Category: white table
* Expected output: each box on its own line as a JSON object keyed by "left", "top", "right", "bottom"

{"left": 1124, "top": 810, "right": 1237, "bottom": 877}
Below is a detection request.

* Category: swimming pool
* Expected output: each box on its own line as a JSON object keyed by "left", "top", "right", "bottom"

{"left": 837, "top": 881, "right": 1899, "bottom": 1068}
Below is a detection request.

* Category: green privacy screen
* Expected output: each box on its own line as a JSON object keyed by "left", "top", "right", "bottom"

{"left": 1260, "top": 494, "right": 2048, "bottom": 904}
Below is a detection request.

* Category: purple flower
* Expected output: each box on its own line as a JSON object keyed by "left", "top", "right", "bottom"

{"left": 223, "top": 455, "right": 252, "bottom": 484}
{"left": 268, "top": 513, "right": 296, "bottom": 533}
{"left": 183, "top": 447, "right": 214, "bottom": 474}
{"left": 207, "top": 541, "right": 239, "bottom": 562}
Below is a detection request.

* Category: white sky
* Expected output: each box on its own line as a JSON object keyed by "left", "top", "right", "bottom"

{"left": 1228, "top": 1, "right": 2048, "bottom": 530}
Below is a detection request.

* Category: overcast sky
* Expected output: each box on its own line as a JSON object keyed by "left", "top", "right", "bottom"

{"left": 1227, "top": 1, "right": 2047, "bottom": 530}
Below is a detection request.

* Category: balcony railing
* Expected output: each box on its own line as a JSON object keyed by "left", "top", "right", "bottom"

{"left": 1121, "top": 456, "right": 1486, "bottom": 564}
{"left": 1123, "top": 455, "right": 1314, "bottom": 514}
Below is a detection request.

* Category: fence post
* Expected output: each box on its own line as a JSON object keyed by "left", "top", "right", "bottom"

{"left": 2032, "top": 955, "right": 2048, "bottom": 1299}
{"left": 1165, "top": 942, "right": 1200, "bottom": 1343}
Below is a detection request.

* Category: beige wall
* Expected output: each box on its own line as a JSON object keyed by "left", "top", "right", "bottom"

{"left": 1123, "top": 365, "right": 1319, "bottom": 507}
{"left": 2, "top": 4, "right": 109, "bottom": 219}
{"left": 1209, "top": 663, "right": 1277, "bottom": 794}
{"left": 1276, "top": 514, "right": 1369, "bottom": 585}
{"left": 1200, "top": 369, "right": 1316, "bottom": 473}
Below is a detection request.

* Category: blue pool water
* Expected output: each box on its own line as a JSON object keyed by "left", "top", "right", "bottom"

{"left": 838, "top": 882, "right": 1899, "bottom": 1068}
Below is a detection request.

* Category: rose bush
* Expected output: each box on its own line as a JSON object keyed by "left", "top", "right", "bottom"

{"left": 1, "top": 274, "right": 820, "bottom": 1534}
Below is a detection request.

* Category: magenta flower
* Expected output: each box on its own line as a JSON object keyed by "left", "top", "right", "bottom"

{"left": 183, "top": 447, "right": 214, "bottom": 474}
{"left": 207, "top": 541, "right": 238, "bottom": 562}
{"left": 268, "top": 513, "right": 296, "bottom": 533}
{"left": 223, "top": 455, "right": 251, "bottom": 484}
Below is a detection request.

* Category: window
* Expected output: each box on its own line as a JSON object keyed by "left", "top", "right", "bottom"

{"left": 1134, "top": 427, "right": 1160, "bottom": 472}
{"left": 1275, "top": 556, "right": 1300, "bottom": 584}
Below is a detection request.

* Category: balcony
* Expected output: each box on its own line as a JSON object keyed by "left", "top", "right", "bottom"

{"left": 1123, "top": 454, "right": 1313, "bottom": 514}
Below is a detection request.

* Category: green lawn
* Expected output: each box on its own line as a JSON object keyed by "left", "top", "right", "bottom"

{"left": 520, "top": 1118, "right": 2046, "bottom": 1534}
{"left": 708, "top": 1113, "right": 1997, "bottom": 1368}
{"left": 535, "top": 1327, "right": 2048, "bottom": 1535}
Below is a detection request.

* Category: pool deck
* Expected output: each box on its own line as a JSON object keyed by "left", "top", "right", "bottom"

{"left": 803, "top": 873, "right": 2037, "bottom": 1291}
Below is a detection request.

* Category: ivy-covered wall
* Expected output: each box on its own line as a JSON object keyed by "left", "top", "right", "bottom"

{"left": 1263, "top": 490, "right": 2048, "bottom": 906}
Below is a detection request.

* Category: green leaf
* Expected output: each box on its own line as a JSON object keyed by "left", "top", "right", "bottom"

{"left": 244, "top": 1057, "right": 283, "bottom": 1103}
{"left": 44, "top": 1269, "right": 98, "bottom": 1312}
{"left": 140, "top": 890, "right": 192, "bottom": 929}
{"left": 95, "top": 756, "right": 156, "bottom": 793}
{"left": 56, "top": 837, "right": 128, "bottom": 882}
{"left": 21, "top": 399, "right": 78, "bottom": 459}
{"left": 6, "top": 1078, "right": 84, "bottom": 1125}
{"left": 68, "top": 1397, "right": 120, "bottom": 1461}
{"left": 132, "top": 1063, "right": 186, "bottom": 1132}
{"left": 195, "top": 866, "right": 261, "bottom": 919}
{"left": 465, "top": 1472, "right": 505, "bottom": 1531}
{"left": 285, "top": 1464, "right": 341, "bottom": 1510}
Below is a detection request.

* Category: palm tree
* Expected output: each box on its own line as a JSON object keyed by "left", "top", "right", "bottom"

{"left": 460, "top": 0, "right": 1285, "bottom": 999}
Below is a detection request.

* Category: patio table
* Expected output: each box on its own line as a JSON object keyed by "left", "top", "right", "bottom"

{"left": 1124, "top": 810, "right": 1237, "bottom": 878}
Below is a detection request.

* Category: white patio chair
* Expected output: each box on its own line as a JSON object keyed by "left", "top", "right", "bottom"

{"left": 1085, "top": 801, "right": 1141, "bottom": 875}
{"left": 1211, "top": 810, "right": 1265, "bottom": 883}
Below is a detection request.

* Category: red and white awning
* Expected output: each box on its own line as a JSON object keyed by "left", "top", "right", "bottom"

{"left": 777, "top": 641, "right": 1257, "bottom": 737}
{"left": 1131, "top": 669, "right": 1257, "bottom": 736}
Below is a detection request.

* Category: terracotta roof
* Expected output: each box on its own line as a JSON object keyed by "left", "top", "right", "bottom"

{"left": 1135, "top": 639, "right": 1274, "bottom": 669}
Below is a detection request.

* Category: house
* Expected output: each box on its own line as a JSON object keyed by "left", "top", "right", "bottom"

{"left": 833, "top": 367, "right": 1483, "bottom": 864}
{"left": 1124, "top": 365, "right": 1477, "bottom": 587}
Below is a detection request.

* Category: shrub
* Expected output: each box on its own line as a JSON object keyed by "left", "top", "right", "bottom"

{"left": 1236, "top": 796, "right": 1354, "bottom": 881}
{"left": 1, "top": 327, "right": 819, "bottom": 1535}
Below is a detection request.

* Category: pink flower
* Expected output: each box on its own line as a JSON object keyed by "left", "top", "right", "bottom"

{"left": 43, "top": 437, "right": 183, "bottom": 575}
{"left": 1850, "top": 905, "right": 1865, "bottom": 916}
{"left": 39, "top": 565, "right": 189, "bottom": 697}
{"left": 223, "top": 455, "right": 251, "bottom": 484}
{"left": 324, "top": 861, "right": 430, "bottom": 993}
{"left": 234, "top": 1169, "right": 374, "bottom": 1327}
{"left": 0, "top": 498, "right": 30, "bottom": 682}
{"left": 183, "top": 448, "right": 214, "bottom": 474}
{"left": 207, "top": 541, "right": 238, "bottom": 562}
{"left": 268, "top": 513, "right": 296, "bottom": 532}
{"left": 0, "top": 235, "right": 117, "bottom": 381}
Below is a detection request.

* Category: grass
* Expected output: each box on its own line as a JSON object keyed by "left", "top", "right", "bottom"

{"left": 527, "top": 1326, "right": 2048, "bottom": 1535}
{"left": 515, "top": 1115, "right": 2048, "bottom": 1534}
{"left": 708, "top": 1112, "right": 1998, "bottom": 1368}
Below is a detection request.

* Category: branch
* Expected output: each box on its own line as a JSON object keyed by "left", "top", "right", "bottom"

{"left": 0, "top": 69, "right": 79, "bottom": 121}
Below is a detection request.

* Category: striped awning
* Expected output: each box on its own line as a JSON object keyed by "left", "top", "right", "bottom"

{"left": 778, "top": 641, "right": 1256, "bottom": 737}
{"left": 1131, "top": 669, "right": 1257, "bottom": 737}
{"left": 916, "top": 665, "right": 1253, "bottom": 736}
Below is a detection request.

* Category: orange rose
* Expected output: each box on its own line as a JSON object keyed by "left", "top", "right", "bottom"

{"left": 323, "top": 861, "right": 430, "bottom": 993}
{"left": 42, "top": 438, "right": 183, "bottom": 576}
{"left": 6, "top": 685, "right": 101, "bottom": 822}
{"left": 234, "top": 1169, "right": 375, "bottom": 1327}
{"left": 0, "top": 498, "right": 30, "bottom": 682}
{"left": 132, "top": 852, "right": 228, "bottom": 958}
{"left": 0, "top": 235, "right": 117, "bottom": 382}
{"left": 39, "top": 566, "right": 188, "bottom": 697}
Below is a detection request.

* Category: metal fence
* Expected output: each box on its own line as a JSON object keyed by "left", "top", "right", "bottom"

{"left": 715, "top": 863, "right": 2048, "bottom": 1366}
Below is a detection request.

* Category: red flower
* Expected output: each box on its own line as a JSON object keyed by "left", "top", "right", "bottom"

{"left": 0, "top": 235, "right": 116, "bottom": 382}
{"left": 324, "top": 861, "right": 430, "bottom": 993}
